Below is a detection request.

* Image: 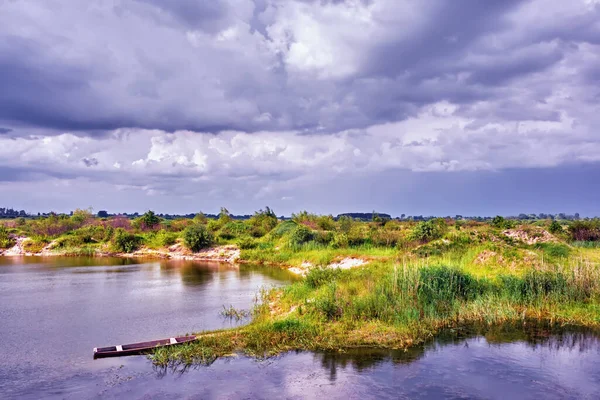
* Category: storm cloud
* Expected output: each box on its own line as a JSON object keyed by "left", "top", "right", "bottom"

{"left": 0, "top": 0, "right": 599, "bottom": 214}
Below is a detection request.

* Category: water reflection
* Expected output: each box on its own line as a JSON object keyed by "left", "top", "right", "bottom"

{"left": 104, "top": 325, "right": 600, "bottom": 400}
{"left": 0, "top": 257, "right": 297, "bottom": 400}
{"left": 312, "top": 322, "right": 600, "bottom": 382}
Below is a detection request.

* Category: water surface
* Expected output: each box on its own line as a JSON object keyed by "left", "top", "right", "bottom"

{"left": 1, "top": 257, "right": 600, "bottom": 399}
{"left": 0, "top": 257, "right": 295, "bottom": 398}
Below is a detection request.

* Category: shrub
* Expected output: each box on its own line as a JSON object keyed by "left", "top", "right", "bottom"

{"left": 112, "top": 228, "right": 141, "bottom": 253}
{"left": 70, "top": 208, "right": 93, "bottom": 226}
{"left": 183, "top": 224, "right": 213, "bottom": 252}
{"left": 548, "top": 220, "right": 563, "bottom": 235}
{"left": 316, "top": 215, "right": 336, "bottom": 231}
{"left": 156, "top": 230, "right": 178, "bottom": 247}
{"left": 193, "top": 213, "right": 208, "bottom": 224}
{"left": 289, "top": 225, "right": 313, "bottom": 246}
{"left": 410, "top": 219, "right": 447, "bottom": 243}
{"left": 314, "top": 230, "right": 334, "bottom": 245}
{"left": 134, "top": 210, "right": 161, "bottom": 231}
{"left": 338, "top": 216, "right": 354, "bottom": 233}
{"left": 491, "top": 216, "right": 516, "bottom": 229}
{"left": 107, "top": 216, "right": 131, "bottom": 229}
{"left": 27, "top": 214, "right": 73, "bottom": 238}
{"left": 568, "top": 220, "right": 600, "bottom": 242}
{"left": 330, "top": 233, "right": 349, "bottom": 249}
{"left": 369, "top": 229, "right": 402, "bottom": 247}
{"left": 23, "top": 239, "right": 47, "bottom": 254}
{"left": 248, "top": 207, "right": 278, "bottom": 237}
{"left": 218, "top": 221, "right": 250, "bottom": 240}
{"left": 0, "top": 226, "right": 15, "bottom": 249}
{"left": 347, "top": 225, "right": 369, "bottom": 246}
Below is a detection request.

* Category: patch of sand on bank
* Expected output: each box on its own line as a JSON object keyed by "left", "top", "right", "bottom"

{"left": 288, "top": 257, "right": 369, "bottom": 276}
{"left": 502, "top": 229, "right": 555, "bottom": 245}
{"left": 1, "top": 236, "right": 240, "bottom": 263}
{"left": 0, "top": 236, "right": 56, "bottom": 256}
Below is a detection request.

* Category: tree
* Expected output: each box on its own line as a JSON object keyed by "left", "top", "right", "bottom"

{"left": 218, "top": 207, "right": 232, "bottom": 224}
{"left": 97, "top": 210, "right": 109, "bottom": 218}
{"left": 141, "top": 210, "right": 160, "bottom": 230}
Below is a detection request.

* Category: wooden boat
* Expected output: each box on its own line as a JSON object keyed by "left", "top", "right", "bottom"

{"left": 93, "top": 335, "right": 196, "bottom": 359}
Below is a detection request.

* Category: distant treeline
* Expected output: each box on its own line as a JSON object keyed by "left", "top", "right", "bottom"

{"left": 0, "top": 207, "right": 585, "bottom": 221}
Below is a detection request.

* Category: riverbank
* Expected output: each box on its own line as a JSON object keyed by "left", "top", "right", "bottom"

{"left": 150, "top": 249, "right": 600, "bottom": 366}
{"left": 3, "top": 212, "right": 600, "bottom": 365}
{"left": 0, "top": 236, "right": 241, "bottom": 263}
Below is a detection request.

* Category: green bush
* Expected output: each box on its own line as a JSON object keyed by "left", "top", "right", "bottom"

{"left": 314, "top": 230, "right": 334, "bottom": 245}
{"left": 330, "top": 233, "right": 349, "bottom": 249}
{"left": 248, "top": 207, "right": 278, "bottom": 237}
{"left": 568, "top": 220, "right": 600, "bottom": 242}
{"left": 410, "top": 219, "right": 447, "bottom": 243}
{"left": 338, "top": 216, "right": 354, "bottom": 233}
{"left": 112, "top": 228, "right": 141, "bottom": 253}
{"left": 289, "top": 225, "right": 313, "bottom": 246}
{"left": 491, "top": 216, "right": 516, "bottom": 230}
{"left": 548, "top": 220, "right": 563, "bottom": 235}
{"left": 316, "top": 216, "right": 336, "bottom": 231}
{"left": 347, "top": 225, "right": 368, "bottom": 246}
{"left": 218, "top": 221, "right": 250, "bottom": 240}
{"left": 141, "top": 210, "right": 161, "bottom": 229}
{"left": 155, "top": 229, "right": 178, "bottom": 247}
{"left": 0, "top": 226, "right": 15, "bottom": 249}
{"left": 183, "top": 224, "right": 213, "bottom": 252}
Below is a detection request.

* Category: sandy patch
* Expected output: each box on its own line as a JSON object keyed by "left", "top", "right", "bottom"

{"left": 328, "top": 257, "right": 367, "bottom": 270}
{"left": 502, "top": 229, "right": 554, "bottom": 245}
{"left": 0, "top": 237, "right": 56, "bottom": 257}
{"left": 1, "top": 237, "right": 240, "bottom": 264}
{"left": 288, "top": 257, "right": 369, "bottom": 276}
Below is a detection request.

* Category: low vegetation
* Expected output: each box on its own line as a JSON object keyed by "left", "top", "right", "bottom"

{"left": 3, "top": 209, "right": 600, "bottom": 365}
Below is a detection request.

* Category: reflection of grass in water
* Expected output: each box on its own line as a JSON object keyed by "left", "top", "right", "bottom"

{"left": 220, "top": 305, "right": 250, "bottom": 320}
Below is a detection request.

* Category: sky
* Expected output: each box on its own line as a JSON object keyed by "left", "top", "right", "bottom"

{"left": 0, "top": 0, "right": 599, "bottom": 217}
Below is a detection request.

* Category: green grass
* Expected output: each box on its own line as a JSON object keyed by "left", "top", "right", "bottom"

{"left": 150, "top": 257, "right": 600, "bottom": 367}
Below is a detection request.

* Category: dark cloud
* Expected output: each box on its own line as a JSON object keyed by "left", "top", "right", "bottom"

{"left": 1, "top": 0, "right": 596, "bottom": 135}
{"left": 1, "top": 0, "right": 600, "bottom": 213}
{"left": 81, "top": 158, "right": 99, "bottom": 167}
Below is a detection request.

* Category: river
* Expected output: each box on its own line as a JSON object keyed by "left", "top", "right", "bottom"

{"left": 1, "top": 257, "right": 599, "bottom": 399}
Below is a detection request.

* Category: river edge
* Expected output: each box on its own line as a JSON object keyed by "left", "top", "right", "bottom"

{"left": 4, "top": 241, "right": 600, "bottom": 368}
{"left": 0, "top": 236, "right": 371, "bottom": 275}
{"left": 0, "top": 236, "right": 242, "bottom": 263}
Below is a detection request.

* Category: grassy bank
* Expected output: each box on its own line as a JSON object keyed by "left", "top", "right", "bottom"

{"left": 150, "top": 257, "right": 600, "bottom": 366}
{"left": 3, "top": 209, "right": 600, "bottom": 365}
